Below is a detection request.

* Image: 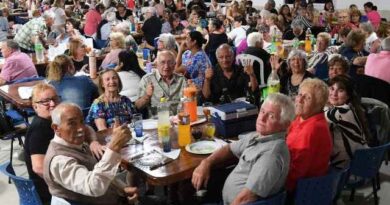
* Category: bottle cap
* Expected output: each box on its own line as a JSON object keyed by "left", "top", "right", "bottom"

{"left": 160, "top": 97, "right": 166, "bottom": 103}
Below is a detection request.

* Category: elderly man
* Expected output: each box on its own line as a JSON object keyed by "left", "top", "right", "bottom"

{"left": 14, "top": 10, "right": 55, "bottom": 52}
{"left": 43, "top": 103, "right": 137, "bottom": 205}
{"left": 202, "top": 44, "right": 258, "bottom": 104}
{"left": 135, "top": 50, "right": 186, "bottom": 114}
{"left": 192, "top": 93, "right": 295, "bottom": 205}
{"left": 244, "top": 32, "right": 272, "bottom": 86}
{"left": 286, "top": 78, "right": 332, "bottom": 194}
{"left": 365, "top": 37, "right": 390, "bottom": 83}
{"left": 142, "top": 7, "right": 162, "bottom": 50}
{"left": 0, "top": 40, "right": 37, "bottom": 85}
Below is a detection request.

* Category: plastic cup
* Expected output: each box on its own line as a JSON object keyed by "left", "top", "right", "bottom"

{"left": 133, "top": 113, "right": 143, "bottom": 137}
{"left": 143, "top": 48, "right": 150, "bottom": 61}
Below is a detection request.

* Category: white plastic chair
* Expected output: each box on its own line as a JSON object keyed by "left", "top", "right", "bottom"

{"left": 236, "top": 54, "right": 266, "bottom": 89}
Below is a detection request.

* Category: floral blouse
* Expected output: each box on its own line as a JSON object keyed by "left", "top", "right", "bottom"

{"left": 182, "top": 50, "right": 210, "bottom": 87}
{"left": 87, "top": 95, "right": 134, "bottom": 128}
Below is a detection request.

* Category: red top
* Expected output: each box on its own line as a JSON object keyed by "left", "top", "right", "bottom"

{"left": 84, "top": 9, "right": 102, "bottom": 36}
{"left": 286, "top": 113, "right": 332, "bottom": 191}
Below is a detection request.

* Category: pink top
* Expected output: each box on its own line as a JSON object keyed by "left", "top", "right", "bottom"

{"left": 366, "top": 10, "right": 381, "bottom": 30}
{"left": 365, "top": 50, "right": 390, "bottom": 83}
{"left": 101, "top": 49, "right": 124, "bottom": 68}
{"left": 84, "top": 9, "right": 102, "bottom": 36}
{"left": 0, "top": 51, "right": 37, "bottom": 82}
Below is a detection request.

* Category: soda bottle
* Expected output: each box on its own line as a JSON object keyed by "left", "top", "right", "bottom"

{"left": 177, "top": 98, "right": 191, "bottom": 147}
{"left": 183, "top": 80, "right": 198, "bottom": 122}
{"left": 157, "top": 97, "right": 171, "bottom": 146}
{"left": 34, "top": 38, "right": 45, "bottom": 63}
{"left": 305, "top": 28, "right": 312, "bottom": 54}
{"left": 267, "top": 68, "right": 280, "bottom": 94}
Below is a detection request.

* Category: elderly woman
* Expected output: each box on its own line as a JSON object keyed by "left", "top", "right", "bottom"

{"left": 283, "top": 20, "right": 306, "bottom": 41}
{"left": 365, "top": 37, "right": 390, "bottom": 83}
{"left": 286, "top": 78, "right": 332, "bottom": 193}
{"left": 271, "top": 49, "right": 314, "bottom": 99}
{"left": 360, "top": 22, "right": 381, "bottom": 53}
{"left": 328, "top": 54, "right": 350, "bottom": 80}
{"left": 68, "top": 38, "right": 88, "bottom": 72}
{"left": 157, "top": 33, "right": 178, "bottom": 56}
{"left": 325, "top": 75, "right": 371, "bottom": 169}
{"left": 101, "top": 32, "right": 126, "bottom": 69}
{"left": 47, "top": 55, "right": 98, "bottom": 109}
{"left": 87, "top": 69, "right": 134, "bottom": 130}
{"left": 177, "top": 31, "right": 210, "bottom": 88}
{"left": 339, "top": 29, "right": 369, "bottom": 78}
{"left": 308, "top": 32, "right": 332, "bottom": 79}
{"left": 115, "top": 51, "right": 146, "bottom": 101}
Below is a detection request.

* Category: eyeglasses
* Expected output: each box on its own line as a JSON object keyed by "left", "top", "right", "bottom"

{"left": 35, "top": 96, "right": 61, "bottom": 106}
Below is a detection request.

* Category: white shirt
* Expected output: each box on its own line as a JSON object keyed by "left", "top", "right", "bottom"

{"left": 227, "top": 25, "right": 249, "bottom": 47}
{"left": 118, "top": 71, "right": 142, "bottom": 102}
{"left": 365, "top": 32, "right": 378, "bottom": 53}
{"left": 49, "top": 135, "right": 121, "bottom": 197}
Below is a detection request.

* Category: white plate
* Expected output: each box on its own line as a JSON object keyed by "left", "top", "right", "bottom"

{"left": 143, "top": 119, "right": 157, "bottom": 130}
{"left": 185, "top": 141, "right": 221, "bottom": 155}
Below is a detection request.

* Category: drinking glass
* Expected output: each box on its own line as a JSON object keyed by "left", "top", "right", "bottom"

{"left": 133, "top": 113, "right": 143, "bottom": 138}
{"left": 203, "top": 123, "right": 216, "bottom": 139}
{"left": 191, "top": 126, "right": 203, "bottom": 141}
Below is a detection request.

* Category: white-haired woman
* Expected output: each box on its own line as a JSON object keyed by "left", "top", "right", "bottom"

{"left": 157, "top": 33, "right": 178, "bottom": 57}
{"left": 101, "top": 32, "right": 126, "bottom": 69}
{"left": 307, "top": 32, "right": 332, "bottom": 79}
{"left": 271, "top": 49, "right": 314, "bottom": 99}
{"left": 360, "top": 22, "right": 381, "bottom": 53}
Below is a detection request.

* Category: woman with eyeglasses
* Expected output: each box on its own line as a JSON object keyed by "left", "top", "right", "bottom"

{"left": 46, "top": 55, "right": 99, "bottom": 109}
{"left": 86, "top": 69, "right": 134, "bottom": 131}
{"left": 24, "top": 83, "right": 59, "bottom": 205}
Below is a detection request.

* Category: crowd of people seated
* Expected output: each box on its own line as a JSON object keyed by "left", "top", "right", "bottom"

{"left": 0, "top": 0, "right": 389, "bottom": 204}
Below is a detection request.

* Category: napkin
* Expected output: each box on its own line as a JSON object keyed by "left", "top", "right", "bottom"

{"left": 18, "top": 86, "right": 33, "bottom": 99}
{"left": 0, "top": 85, "right": 9, "bottom": 93}
{"left": 155, "top": 148, "right": 181, "bottom": 160}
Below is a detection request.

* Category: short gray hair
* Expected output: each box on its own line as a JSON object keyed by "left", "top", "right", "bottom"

{"left": 42, "top": 10, "right": 55, "bottom": 20}
{"left": 158, "top": 33, "right": 177, "bottom": 50}
{"left": 5, "top": 40, "right": 19, "bottom": 50}
{"left": 263, "top": 93, "right": 295, "bottom": 125}
{"left": 360, "top": 21, "right": 374, "bottom": 34}
{"left": 287, "top": 49, "right": 308, "bottom": 69}
{"left": 115, "top": 22, "right": 130, "bottom": 36}
{"left": 381, "top": 37, "right": 390, "bottom": 51}
{"left": 51, "top": 103, "right": 82, "bottom": 125}
{"left": 216, "top": 43, "right": 234, "bottom": 57}
{"left": 291, "top": 20, "right": 304, "bottom": 29}
{"left": 125, "top": 35, "right": 138, "bottom": 52}
{"left": 247, "top": 32, "right": 263, "bottom": 47}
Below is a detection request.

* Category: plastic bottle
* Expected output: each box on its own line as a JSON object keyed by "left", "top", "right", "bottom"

{"left": 245, "top": 82, "right": 255, "bottom": 104}
{"left": 34, "top": 38, "right": 45, "bottom": 63}
{"left": 305, "top": 28, "right": 312, "bottom": 54}
{"left": 219, "top": 88, "right": 232, "bottom": 104}
{"left": 267, "top": 68, "right": 280, "bottom": 95}
{"left": 157, "top": 97, "right": 171, "bottom": 146}
{"left": 177, "top": 98, "right": 191, "bottom": 147}
{"left": 183, "top": 80, "right": 198, "bottom": 122}
{"left": 89, "top": 51, "right": 97, "bottom": 79}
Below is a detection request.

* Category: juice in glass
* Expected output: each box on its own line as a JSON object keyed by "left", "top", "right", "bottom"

{"left": 178, "top": 113, "right": 191, "bottom": 147}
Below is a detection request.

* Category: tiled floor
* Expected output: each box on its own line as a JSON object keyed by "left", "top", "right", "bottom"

{"left": 1, "top": 139, "right": 390, "bottom": 204}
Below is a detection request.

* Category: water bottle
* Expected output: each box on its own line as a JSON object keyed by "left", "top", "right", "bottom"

{"left": 34, "top": 39, "right": 45, "bottom": 63}
{"left": 267, "top": 69, "right": 280, "bottom": 95}
{"left": 157, "top": 97, "right": 171, "bottom": 151}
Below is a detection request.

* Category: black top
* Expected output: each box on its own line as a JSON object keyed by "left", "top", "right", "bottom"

{"left": 205, "top": 33, "right": 228, "bottom": 65}
{"left": 283, "top": 28, "right": 306, "bottom": 40}
{"left": 142, "top": 16, "right": 162, "bottom": 46}
{"left": 280, "top": 70, "right": 314, "bottom": 98}
{"left": 116, "top": 9, "right": 133, "bottom": 21}
{"left": 165, "top": 1, "right": 177, "bottom": 12}
{"left": 207, "top": 65, "right": 250, "bottom": 104}
{"left": 24, "top": 116, "right": 54, "bottom": 204}
{"left": 243, "top": 46, "right": 272, "bottom": 86}
{"left": 187, "top": 2, "right": 208, "bottom": 11}
{"left": 72, "top": 56, "right": 89, "bottom": 72}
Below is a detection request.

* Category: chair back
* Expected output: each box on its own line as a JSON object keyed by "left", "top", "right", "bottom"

{"left": 294, "top": 168, "right": 343, "bottom": 205}
{"left": 246, "top": 190, "right": 286, "bottom": 205}
{"left": 349, "top": 143, "right": 390, "bottom": 178}
{"left": 9, "top": 76, "right": 44, "bottom": 84}
{"left": 236, "top": 54, "right": 266, "bottom": 88}
{"left": 0, "top": 162, "right": 43, "bottom": 205}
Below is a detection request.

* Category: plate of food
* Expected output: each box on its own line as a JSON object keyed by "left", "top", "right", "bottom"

{"left": 185, "top": 141, "right": 221, "bottom": 155}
